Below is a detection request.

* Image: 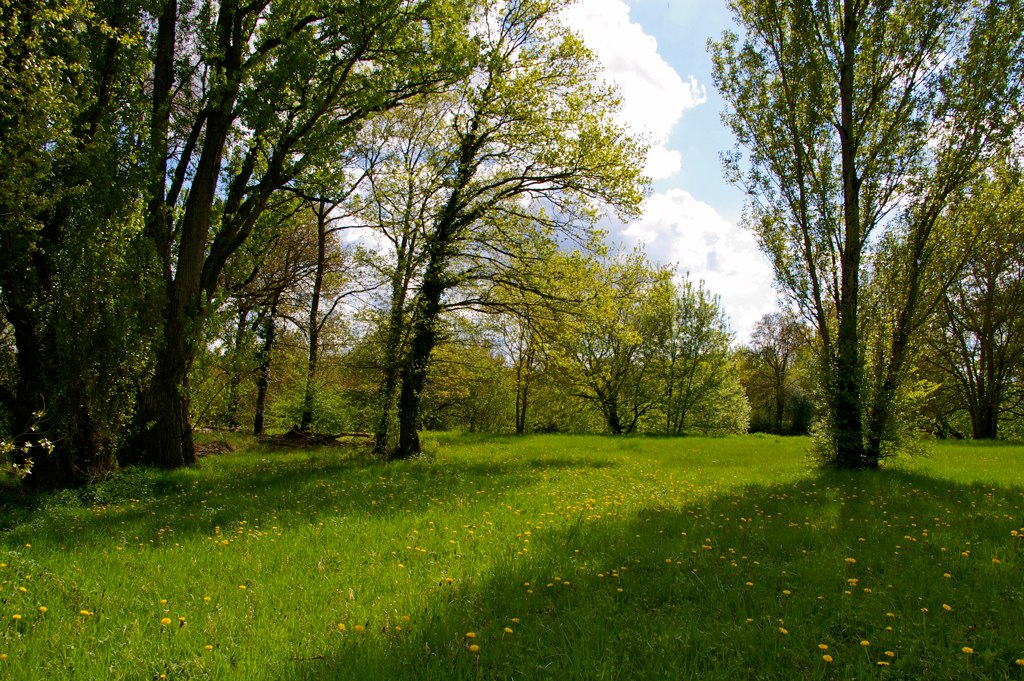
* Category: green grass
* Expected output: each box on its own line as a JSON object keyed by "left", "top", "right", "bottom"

{"left": 2, "top": 433, "right": 1024, "bottom": 679}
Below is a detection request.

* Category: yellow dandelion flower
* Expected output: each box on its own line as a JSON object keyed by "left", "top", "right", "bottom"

{"left": 402, "top": 615, "right": 410, "bottom": 623}
{"left": 511, "top": 618, "right": 520, "bottom": 623}
{"left": 0, "top": 654, "right": 6, "bottom": 661}
{"left": 885, "top": 651, "right": 895, "bottom": 658}
{"left": 782, "top": 589, "right": 791, "bottom": 596}
{"left": 942, "top": 604, "right": 952, "bottom": 612}
{"left": 337, "top": 623, "right": 346, "bottom": 632}
{"left": 943, "top": 572, "right": 951, "bottom": 578}
{"left": 992, "top": 558, "right": 1001, "bottom": 565}
{"left": 203, "top": 596, "right": 211, "bottom": 602}
{"left": 238, "top": 585, "right": 246, "bottom": 591}
{"left": 860, "top": 640, "right": 870, "bottom": 647}
{"left": 844, "top": 557, "right": 856, "bottom": 564}
{"left": 80, "top": 610, "right": 92, "bottom": 616}
{"left": 962, "top": 647, "right": 973, "bottom": 654}
{"left": 877, "top": 661, "right": 890, "bottom": 666}
{"left": 178, "top": 616, "right": 186, "bottom": 624}
{"left": 822, "top": 654, "right": 833, "bottom": 663}
{"left": 160, "top": 599, "right": 167, "bottom": 605}
{"left": 745, "top": 618, "right": 753, "bottom": 624}
{"left": 469, "top": 644, "right": 480, "bottom": 653}
{"left": 745, "top": 581, "right": 753, "bottom": 587}
{"left": 160, "top": 617, "right": 171, "bottom": 626}
{"left": 920, "top": 607, "right": 929, "bottom": 614}
{"left": 1015, "top": 659, "right": 1024, "bottom": 666}
{"left": 504, "top": 627, "right": 513, "bottom": 634}
{"left": 11, "top": 614, "right": 20, "bottom": 621}
{"left": 38, "top": 606, "right": 46, "bottom": 614}
{"left": 465, "top": 632, "right": 476, "bottom": 639}
{"left": 886, "top": 612, "right": 894, "bottom": 618}
{"left": 818, "top": 644, "right": 829, "bottom": 650}
{"left": 354, "top": 625, "right": 365, "bottom": 633}
{"left": 779, "top": 627, "right": 789, "bottom": 635}
{"left": 394, "top": 626, "right": 401, "bottom": 632}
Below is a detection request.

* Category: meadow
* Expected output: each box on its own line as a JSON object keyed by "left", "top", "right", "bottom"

{"left": 1, "top": 433, "right": 1023, "bottom": 680}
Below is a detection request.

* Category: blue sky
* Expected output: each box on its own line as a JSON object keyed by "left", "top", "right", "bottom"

{"left": 563, "top": 0, "right": 779, "bottom": 342}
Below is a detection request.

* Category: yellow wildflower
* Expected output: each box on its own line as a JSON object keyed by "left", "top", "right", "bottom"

{"left": 822, "top": 654, "right": 833, "bottom": 663}
{"left": 962, "top": 647, "right": 973, "bottom": 654}
{"left": 469, "top": 644, "right": 480, "bottom": 653}
{"left": 160, "top": 617, "right": 171, "bottom": 626}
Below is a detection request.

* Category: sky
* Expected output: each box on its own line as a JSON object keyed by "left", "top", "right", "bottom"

{"left": 561, "top": 0, "right": 780, "bottom": 343}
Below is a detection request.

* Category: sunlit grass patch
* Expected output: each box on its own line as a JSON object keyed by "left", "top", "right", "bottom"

{"left": 1, "top": 434, "right": 1023, "bottom": 679}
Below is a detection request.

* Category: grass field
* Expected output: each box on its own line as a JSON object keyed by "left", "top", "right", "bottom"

{"left": 2, "top": 433, "right": 1024, "bottom": 679}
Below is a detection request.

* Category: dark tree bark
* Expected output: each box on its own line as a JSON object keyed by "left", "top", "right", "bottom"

{"left": 253, "top": 297, "right": 280, "bottom": 437}
{"left": 832, "top": 0, "right": 869, "bottom": 469}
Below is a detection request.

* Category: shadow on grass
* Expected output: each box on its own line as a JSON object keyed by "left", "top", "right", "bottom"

{"left": 283, "top": 467, "right": 1024, "bottom": 681}
{"left": 0, "top": 441, "right": 617, "bottom": 548}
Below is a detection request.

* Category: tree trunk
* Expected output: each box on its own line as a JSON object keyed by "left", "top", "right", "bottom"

{"left": 253, "top": 302, "right": 278, "bottom": 436}
{"left": 125, "top": 313, "right": 197, "bottom": 468}
{"left": 225, "top": 306, "right": 250, "bottom": 430}
{"left": 833, "top": 0, "right": 867, "bottom": 469}
{"left": 374, "top": 269, "right": 412, "bottom": 454}
{"left": 300, "top": 205, "right": 328, "bottom": 432}
{"left": 514, "top": 356, "right": 530, "bottom": 435}
{"left": 393, "top": 271, "right": 444, "bottom": 459}
{"left": 603, "top": 392, "right": 623, "bottom": 435}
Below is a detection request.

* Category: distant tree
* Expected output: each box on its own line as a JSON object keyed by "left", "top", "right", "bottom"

{"left": 923, "top": 158, "right": 1024, "bottom": 439}
{"left": 743, "top": 312, "right": 808, "bottom": 434}
{"left": 649, "top": 279, "right": 740, "bottom": 435}
{"left": 545, "top": 254, "right": 664, "bottom": 435}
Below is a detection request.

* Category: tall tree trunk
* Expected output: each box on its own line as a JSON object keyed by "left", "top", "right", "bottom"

{"left": 225, "top": 306, "right": 250, "bottom": 430}
{"left": 514, "top": 346, "right": 532, "bottom": 435}
{"left": 300, "top": 205, "right": 328, "bottom": 431}
{"left": 393, "top": 124, "right": 482, "bottom": 460}
{"left": 253, "top": 298, "right": 279, "bottom": 436}
{"left": 834, "top": 0, "right": 867, "bottom": 469}
{"left": 394, "top": 260, "right": 446, "bottom": 459}
{"left": 374, "top": 268, "right": 412, "bottom": 454}
{"left": 773, "top": 361, "right": 786, "bottom": 434}
{"left": 125, "top": 311, "right": 197, "bottom": 468}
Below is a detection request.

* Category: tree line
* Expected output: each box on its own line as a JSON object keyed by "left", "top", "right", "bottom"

{"left": 2, "top": 0, "right": 1023, "bottom": 488}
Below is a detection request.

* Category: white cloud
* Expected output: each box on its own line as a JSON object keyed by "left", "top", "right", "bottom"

{"left": 561, "top": 0, "right": 706, "bottom": 180}
{"left": 621, "top": 189, "right": 777, "bottom": 342}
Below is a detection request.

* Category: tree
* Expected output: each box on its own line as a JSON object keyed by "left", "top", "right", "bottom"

{"left": 649, "top": 278, "right": 740, "bottom": 435}
{"left": 923, "top": 158, "right": 1024, "bottom": 439}
{"left": 743, "top": 311, "right": 808, "bottom": 434}
{"left": 711, "top": 0, "right": 1024, "bottom": 468}
{"left": 0, "top": 0, "right": 153, "bottom": 486}
{"left": 193, "top": 198, "right": 319, "bottom": 434}
{"left": 545, "top": 254, "right": 665, "bottom": 435}
{"left": 387, "top": 0, "right": 647, "bottom": 458}
{"left": 127, "top": 0, "right": 477, "bottom": 468}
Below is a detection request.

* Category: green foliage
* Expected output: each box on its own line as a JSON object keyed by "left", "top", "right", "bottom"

{"left": 711, "top": 0, "right": 1024, "bottom": 467}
